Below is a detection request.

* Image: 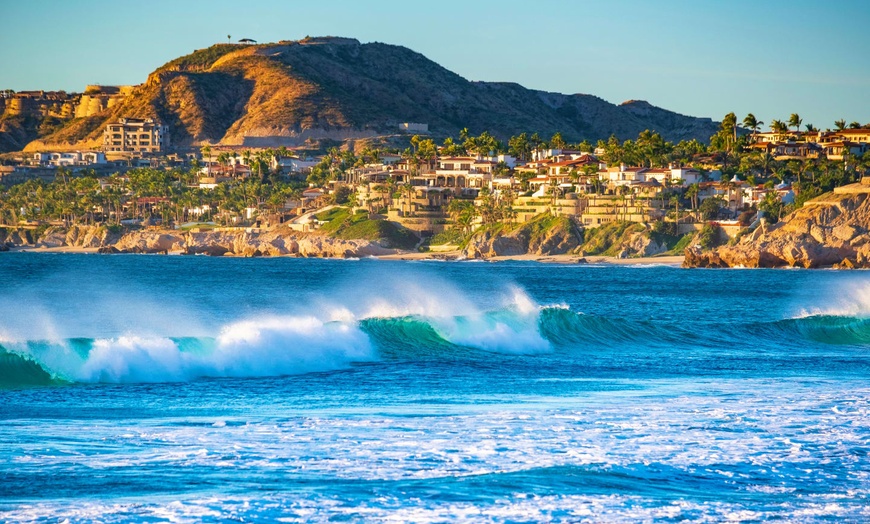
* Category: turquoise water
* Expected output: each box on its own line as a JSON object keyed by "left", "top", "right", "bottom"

{"left": 0, "top": 255, "right": 869, "bottom": 522}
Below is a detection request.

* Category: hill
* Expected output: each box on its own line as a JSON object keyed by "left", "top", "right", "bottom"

{"left": 7, "top": 36, "right": 720, "bottom": 152}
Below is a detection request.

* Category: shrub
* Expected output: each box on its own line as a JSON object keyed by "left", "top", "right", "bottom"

{"left": 697, "top": 224, "right": 723, "bottom": 250}
{"left": 652, "top": 220, "right": 678, "bottom": 237}
{"left": 671, "top": 232, "right": 694, "bottom": 253}
{"left": 333, "top": 185, "right": 353, "bottom": 205}
{"left": 429, "top": 229, "right": 466, "bottom": 246}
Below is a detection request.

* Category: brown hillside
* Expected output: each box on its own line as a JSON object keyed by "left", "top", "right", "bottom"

{"left": 14, "top": 37, "right": 720, "bottom": 152}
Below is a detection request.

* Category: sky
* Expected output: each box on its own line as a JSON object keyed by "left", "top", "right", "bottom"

{"left": 2, "top": 0, "right": 869, "bottom": 131}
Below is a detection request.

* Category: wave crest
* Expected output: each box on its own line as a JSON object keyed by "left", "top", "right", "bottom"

{"left": 1, "top": 316, "right": 375, "bottom": 384}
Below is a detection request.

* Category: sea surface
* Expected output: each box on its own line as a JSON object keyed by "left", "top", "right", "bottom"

{"left": 0, "top": 254, "right": 869, "bottom": 523}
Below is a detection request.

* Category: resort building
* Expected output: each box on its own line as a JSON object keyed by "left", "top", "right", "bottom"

{"left": 32, "top": 151, "right": 107, "bottom": 167}
{"left": 102, "top": 118, "right": 170, "bottom": 153}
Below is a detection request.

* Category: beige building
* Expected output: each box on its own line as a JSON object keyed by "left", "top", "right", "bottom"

{"left": 103, "top": 118, "right": 169, "bottom": 153}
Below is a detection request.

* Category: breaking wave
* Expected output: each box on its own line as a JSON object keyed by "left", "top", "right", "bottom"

{"left": 0, "top": 287, "right": 556, "bottom": 385}
{"left": 0, "top": 316, "right": 374, "bottom": 385}
{"left": 3, "top": 282, "right": 870, "bottom": 386}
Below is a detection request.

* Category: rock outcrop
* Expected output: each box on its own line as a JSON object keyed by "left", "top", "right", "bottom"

{"left": 619, "top": 232, "right": 667, "bottom": 259}
{"left": 2, "top": 224, "right": 399, "bottom": 258}
{"left": 462, "top": 217, "right": 580, "bottom": 259}
{"left": 684, "top": 187, "right": 870, "bottom": 268}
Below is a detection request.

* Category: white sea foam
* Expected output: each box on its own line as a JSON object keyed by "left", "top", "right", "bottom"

{"left": 313, "top": 278, "right": 554, "bottom": 354}
{"left": 1, "top": 266, "right": 564, "bottom": 380}
{"left": 787, "top": 276, "right": 870, "bottom": 319}
{"left": 1, "top": 380, "right": 867, "bottom": 521}
{"left": 3, "top": 284, "right": 558, "bottom": 381}
{"left": 428, "top": 288, "right": 551, "bottom": 354}
{"left": 11, "top": 316, "right": 375, "bottom": 383}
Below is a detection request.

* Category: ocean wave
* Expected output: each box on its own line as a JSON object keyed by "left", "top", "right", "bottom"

{"left": 5, "top": 292, "right": 870, "bottom": 386}
{"left": 752, "top": 315, "right": 870, "bottom": 346}
{"left": 0, "top": 316, "right": 375, "bottom": 385}
{"left": 0, "top": 290, "right": 556, "bottom": 384}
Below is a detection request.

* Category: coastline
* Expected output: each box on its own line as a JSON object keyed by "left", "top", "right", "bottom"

{"left": 378, "top": 251, "right": 685, "bottom": 265}
{"left": 5, "top": 245, "right": 685, "bottom": 265}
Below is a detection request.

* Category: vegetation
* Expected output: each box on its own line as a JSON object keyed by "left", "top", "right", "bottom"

{"left": 579, "top": 221, "right": 646, "bottom": 256}
{"left": 315, "top": 207, "right": 418, "bottom": 249}
{"left": 0, "top": 166, "right": 306, "bottom": 228}
{"left": 669, "top": 232, "right": 694, "bottom": 254}
{"left": 696, "top": 223, "right": 725, "bottom": 250}
{"left": 429, "top": 228, "right": 466, "bottom": 246}
{"left": 154, "top": 44, "right": 243, "bottom": 73}
{"left": 650, "top": 220, "right": 693, "bottom": 254}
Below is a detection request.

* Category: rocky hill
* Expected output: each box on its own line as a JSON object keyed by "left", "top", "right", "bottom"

{"left": 8, "top": 37, "right": 719, "bottom": 152}
{"left": 684, "top": 182, "right": 870, "bottom": 269}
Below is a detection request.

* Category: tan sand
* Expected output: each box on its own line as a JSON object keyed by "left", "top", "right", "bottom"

{"left": 9, "top": 246, "right": 100, "bottom": 254}
{"left": 6, "top": 244, "right": 685, "bottom": 266}
{"left": 377, "top": 251, "right": 684, "bottom": 266}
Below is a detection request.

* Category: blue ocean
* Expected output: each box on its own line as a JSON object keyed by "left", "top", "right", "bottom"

{"left": 0, "top": 255, "right": 868, "bottom": 522}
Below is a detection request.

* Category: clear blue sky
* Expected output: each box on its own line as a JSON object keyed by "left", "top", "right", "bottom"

{"left": 2, "top": 0, "right": 869, "bottom": 131}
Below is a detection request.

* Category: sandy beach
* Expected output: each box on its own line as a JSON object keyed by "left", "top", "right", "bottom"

{"left": 7, "top": 246, "right": 100, "bottom": 254}
{"left": 6, "top": 245, "right": 685, "bottom": 265}
{"left": 376, "top": 250, "right": 685, "bottom": 265}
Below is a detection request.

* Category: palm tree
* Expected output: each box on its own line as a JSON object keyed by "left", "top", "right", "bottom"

{"left": 201, "top": 145, "right": 212, "bottom": 176}
{"left": 743, "top": 113, "right": 763, "bottom": 137}
{"left": 685, "top": 183, "right": 700, "bottom": 221}
{"left": 835, "top": 119, "right": 847, "bottom": 131}
{"left": 721, "top": 112, "right": 738, "bottom": 144}
{"left": 669, "top": 194, "right": 681, "bottom": 223}
{"left": 402, "top": 182, "right": 414, "bottom": 216}
{"left": 770, "top": 120, "right": 788, "bottom": 140}
{"left": 788, "top": 113, "right": 802, "bottom": 133}
{"left": 849, "top": 121, "right": 862, "bottom": 129}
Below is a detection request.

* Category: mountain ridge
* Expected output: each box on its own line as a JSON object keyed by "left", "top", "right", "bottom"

{"left": 4, "top": 37, "right": 719, "bottom": 152}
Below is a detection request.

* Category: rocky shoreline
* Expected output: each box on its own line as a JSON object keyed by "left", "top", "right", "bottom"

{"left": 0, "top": 225, "right": 400, "bottom": 258}
{"left": 684, "top": 184, "right": 870, "bottom": 269}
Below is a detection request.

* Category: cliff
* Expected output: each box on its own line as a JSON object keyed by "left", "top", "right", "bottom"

{"left": 7, "top": 37, "right": 720, "bottom": 152}
{"left": 684, "top": 184, "right": 870, "bottom": 269}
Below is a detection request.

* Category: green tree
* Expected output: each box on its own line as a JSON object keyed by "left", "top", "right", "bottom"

{"left": 788, "top": 113, "right": 802, "bottom": 133}
{"left": 549, "top": 132, "right": 567, "bottom": 149}
{"left": 743, "top": 113, "right": 763, "bottom": 135}
{"left": 508, "top": 133, "right": 532, "bottom": 161}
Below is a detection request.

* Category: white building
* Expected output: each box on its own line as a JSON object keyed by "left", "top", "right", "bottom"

{"left": 272, "top": 156, "right": 319, "bottom": 173}
{"left": 32, "top": 151, "right": 107, "bottom": 167}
